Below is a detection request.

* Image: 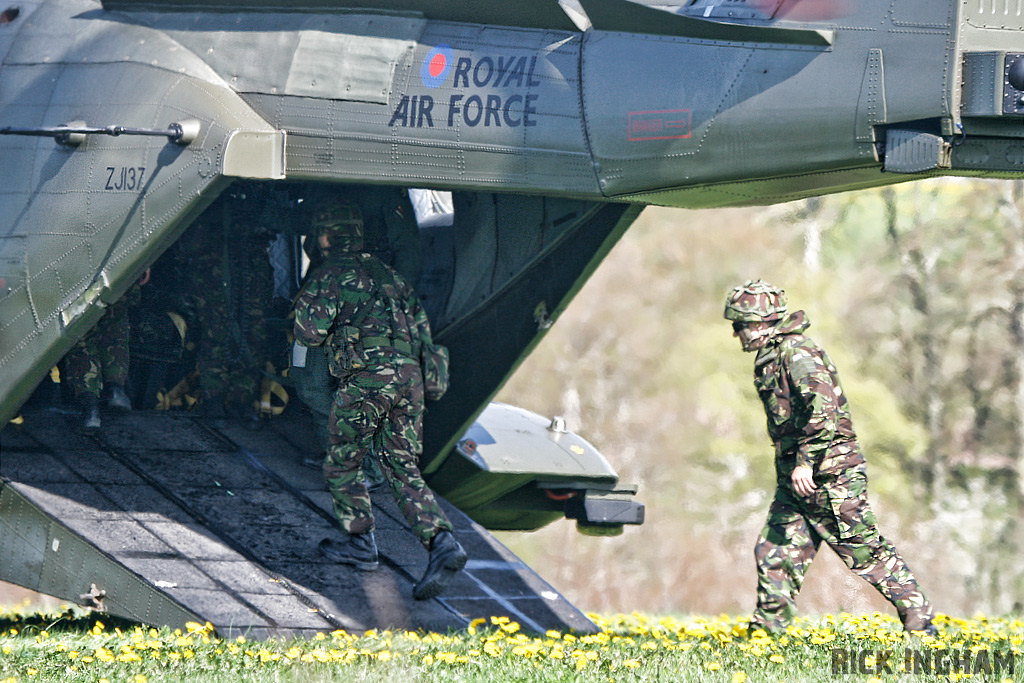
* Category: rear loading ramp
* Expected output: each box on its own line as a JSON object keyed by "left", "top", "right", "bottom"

{"left": 0, "top": 409, "right": 596, "bottom": 638}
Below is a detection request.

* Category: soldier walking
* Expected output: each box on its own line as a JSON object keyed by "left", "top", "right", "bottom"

{"left": 724, "top": 280, "right": 935, "bottom": 635}
{"left": 292, "top": 196, "right": 466, "bottom": 600}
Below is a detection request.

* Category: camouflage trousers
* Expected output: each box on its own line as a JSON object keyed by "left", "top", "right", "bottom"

{"left": 64, "top": 296, "right": 132, "bottom": 399}
{"left": 294, "top": 346, "right": 385, "bottom": 484}
{"left": 752, "top": 467, "right": 933, "bottom": 632}
{"left": 192, "top": 282, "right": 268, "bottom": 413}
{"left": 188, "top": 235, "right": 272, "bottom": 414}
{"left": 325, "top": 358, "right": 452, "bottom": 548}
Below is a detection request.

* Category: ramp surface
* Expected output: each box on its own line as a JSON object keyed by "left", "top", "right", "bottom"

{"left": 0, "top": 409, "right": 595, "bottom": 639}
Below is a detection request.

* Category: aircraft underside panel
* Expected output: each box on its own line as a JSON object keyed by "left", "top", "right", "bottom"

{"left": 579, "top": 0, "right": 956, "bottom": 198}
{"left": 0, "top": 409, "right": 596, "bottom": 638}
{"left": 241, "top": 21, "right": 600, "bottom": 196}
{"left": 100, "top": 0, "right": 581, "bottom": 33}
{"left": 422, "top": 201, "right": 644, "bottom": 469}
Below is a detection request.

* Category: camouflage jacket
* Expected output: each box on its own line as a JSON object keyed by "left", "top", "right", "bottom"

{"left": 753, "top": 310, "right": 863, "bottom": 481}
{"left": 292, "top": 251, "right": 434, "bottom": 373}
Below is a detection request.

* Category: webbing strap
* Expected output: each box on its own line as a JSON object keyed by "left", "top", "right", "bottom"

{"left": 361, "top": 336, "right": 414, "bottom": 356}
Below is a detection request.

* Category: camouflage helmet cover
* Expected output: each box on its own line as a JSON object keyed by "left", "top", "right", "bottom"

{"left": 723, "top": 280, "right": 787, "bottom": 323}
{"left": 313, "top": 195, "right": 364, "bottom": 252}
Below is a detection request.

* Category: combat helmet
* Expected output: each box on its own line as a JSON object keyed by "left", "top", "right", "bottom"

{"left": 313, "top": 195, "right": 364, "bottom": 253}
{"left": 723, "top": 280, "right": 787, "bottom": 323}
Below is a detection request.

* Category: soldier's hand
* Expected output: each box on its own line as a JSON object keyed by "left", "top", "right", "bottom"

{"left": 791, "top": 465, "right": 817, "bottom": 496}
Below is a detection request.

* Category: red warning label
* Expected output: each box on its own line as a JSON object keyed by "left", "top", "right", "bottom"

{"left": 628, "top": 109, "right": 692, "bottom": 141}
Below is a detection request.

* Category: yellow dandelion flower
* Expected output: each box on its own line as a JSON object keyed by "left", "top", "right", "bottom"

{"left": 501, "top": 621, "right": 521, "bottom": 634}
{"left": 483, "top": 641, "right": 502, "bottom": 657}
{"left": 422, "top": 654, "right": 434, "bottom": 665}
{"left": 769, "top": 654, "right": 785, "bottom": 664}
{"left": 705, "top": 661, "right": 721, "bottom": 671}
{"left": 27, "top": 669, "right": 37, "bottom": 676}
{"left": 624, "top": 659, "right": 640, "bottom": 669}
{"left": 732, "top": 672, "right": 748, "bottom": 683}
{"left": 377, "top": 651, "right": 392, "bottom": 661}
{"left": 546, "top": 630, "right": 562, "bottom": 639}
{"left": 134, "top": 676, "right": 147, "bottom": 683}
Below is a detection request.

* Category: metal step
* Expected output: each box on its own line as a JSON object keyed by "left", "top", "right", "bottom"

{"left": 0, "top": 409, "right": 595, "bottom": 639}
{"left": 884, "top": 129, "right": 951, "bottom": 173}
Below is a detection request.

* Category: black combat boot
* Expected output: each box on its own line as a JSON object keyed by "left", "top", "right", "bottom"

{"left": 107, "top": 384, "right": 132, "bottom": 413}
{"left": 81, "top": 395, "right": 101, "bottom": 431}
{"left": 413, "top": 530, "right": 467, "bottom": 601}
{"left": 318, "top": 532, "right": 378, "bottom": 571}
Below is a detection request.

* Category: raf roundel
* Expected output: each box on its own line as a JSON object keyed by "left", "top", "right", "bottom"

{"left": 421, "top": 44, "right": 454, "bottom": 89}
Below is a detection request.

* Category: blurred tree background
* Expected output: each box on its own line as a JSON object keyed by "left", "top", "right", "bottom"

{"left": 495, "top": 178, "right": 1024, "bottom": 619}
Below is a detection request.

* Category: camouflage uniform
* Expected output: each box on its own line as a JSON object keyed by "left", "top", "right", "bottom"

{"left": 725, "top": 281, "right": 933, "bottom": 633}
{"left": 64, "top": 286, "right": 138, "bottom": 399}
{"left": 292, "top": 186, "right": 419, "bottom": 482}
{"left": 292, "top": 199, "right": 452, "bottom": 549}
{"left": 180, "top": 193, "right": 274, "bottom": 415}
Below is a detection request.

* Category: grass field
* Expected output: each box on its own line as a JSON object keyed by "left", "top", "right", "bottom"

{"left": 0, "top": 605, "right": 1019, "bottom": 682}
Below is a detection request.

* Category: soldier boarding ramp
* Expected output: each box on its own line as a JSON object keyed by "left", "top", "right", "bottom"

{"left": 0, "top": 408, "right": 596, "bottom": 639}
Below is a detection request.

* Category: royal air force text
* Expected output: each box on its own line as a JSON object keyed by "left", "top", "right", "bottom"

{"left": 390, "top": 56, "right": 543, "bottom": 129}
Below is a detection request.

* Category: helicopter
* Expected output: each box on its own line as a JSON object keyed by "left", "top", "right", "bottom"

{"left": 0, "top": 0, "right": 1021, "bottom": 636}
